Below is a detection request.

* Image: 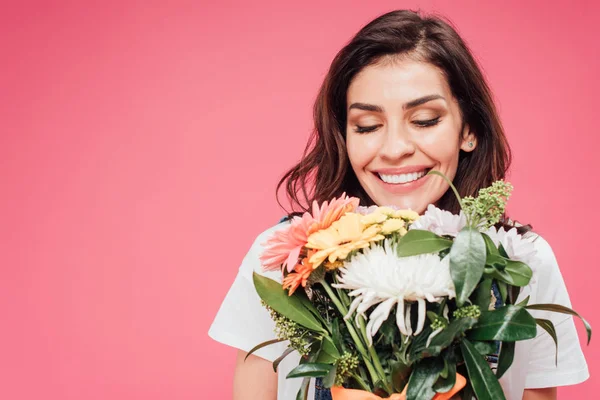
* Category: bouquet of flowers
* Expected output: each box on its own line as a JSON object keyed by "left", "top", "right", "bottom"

{"left": 249, "top": 171, "right": 591, "bottom": 400}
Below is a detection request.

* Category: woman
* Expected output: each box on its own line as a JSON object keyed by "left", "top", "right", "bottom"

{"left": 209, "top": 9, "right": 589, "bottom": 400}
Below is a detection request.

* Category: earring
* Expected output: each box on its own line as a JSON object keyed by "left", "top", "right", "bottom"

{"left": 468, "top": 142, "right": 474, "bottom": 148}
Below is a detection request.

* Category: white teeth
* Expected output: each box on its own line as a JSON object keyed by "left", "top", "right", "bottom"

{"left": 378, "top": 170, "right": 426, "bottom": 184}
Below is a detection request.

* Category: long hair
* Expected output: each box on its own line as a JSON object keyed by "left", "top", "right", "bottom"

{"left": 276, "top": 9, "right": 530, "bottom": 233}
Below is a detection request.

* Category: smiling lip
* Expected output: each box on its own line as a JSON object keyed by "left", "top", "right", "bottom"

{"left": 373, "top": 165, "right": 432, "bottom": 175}
{"left": 371, "top": 165, "right": 432, "bottom": 194}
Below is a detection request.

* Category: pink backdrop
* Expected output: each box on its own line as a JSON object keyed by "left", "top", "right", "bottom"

{"left": 1, "top": 1, "right": 597, "bottom": 398}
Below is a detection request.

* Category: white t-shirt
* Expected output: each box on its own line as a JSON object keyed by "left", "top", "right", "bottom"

{"left": 208, "top": 221, "right": 589, "bottom": 400}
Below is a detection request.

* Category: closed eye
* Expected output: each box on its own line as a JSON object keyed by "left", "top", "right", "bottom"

{"left": 353, "top": 117, "right": 441, "bottom": 134}
{"left": 413, "top": 117, "right": 441, "bottom": 128}
{"left": 354, "top": 124, "right": 380, "bottom": 134}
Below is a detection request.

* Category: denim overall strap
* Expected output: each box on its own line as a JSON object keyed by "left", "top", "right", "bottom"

{"left": 486, "top": 280, "right": 504, "bottom": 366}
{"left": 314, "top": 377, "right": 333, "bottom": 400}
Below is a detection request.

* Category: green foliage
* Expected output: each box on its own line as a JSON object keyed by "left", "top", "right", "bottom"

{"left": 461, "top": 181, "right": 513, "bottom": 228}
{"left": 450, "top": 227, "right": 486, "bottom": 306}
{"left": 396, "top": 229, "right": 452, "bottom": 257}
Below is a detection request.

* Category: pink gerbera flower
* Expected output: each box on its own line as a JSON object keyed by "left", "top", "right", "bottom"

{"left": 259, "top": 194, "right": 360, "bottom": 272}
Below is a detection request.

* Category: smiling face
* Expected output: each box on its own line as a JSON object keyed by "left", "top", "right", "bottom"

{"left": 345, "top": 58, "right": 477, "bottom": 214}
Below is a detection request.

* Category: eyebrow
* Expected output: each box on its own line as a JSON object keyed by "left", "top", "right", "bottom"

{"left": 348, "top": 94, "right": 445, "bottom": 112}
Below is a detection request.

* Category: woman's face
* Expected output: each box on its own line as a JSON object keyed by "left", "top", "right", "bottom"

{"left": 346, "top": 58, "right": 477, "bottom": 214}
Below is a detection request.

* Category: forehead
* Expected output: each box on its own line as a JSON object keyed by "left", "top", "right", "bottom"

{"left": 347, "top": 60, "right": 452, "bottom": 103}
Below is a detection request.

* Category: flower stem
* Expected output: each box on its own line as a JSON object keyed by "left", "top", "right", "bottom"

{"left": 320, "top": 280, "right": 393, "bottom": 394}
{"left": 319, "top": 280, "right": 379, "bottom": 384}
{"left": 335, "top": 276, "right": 392, "bottom": 394}
{"left": 351, "top": 373, "right": 372, "bottom": 391}
{"left": 357, "top": 315, "right": 393, "bottom": 394}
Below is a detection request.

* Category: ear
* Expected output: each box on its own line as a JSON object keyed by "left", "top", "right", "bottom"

{"left": 460, "top": 124, "right": 477, "bottom": 152}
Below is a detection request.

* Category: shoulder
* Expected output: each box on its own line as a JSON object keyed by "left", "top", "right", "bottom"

{"left": 521, "top": 231, "right": 572, "bottom": 308}
{"left": 518, "top": 230, "right": 559, "bottom": 280}
{"left": 527, "top": 232, "right": 557, "bottom": 267}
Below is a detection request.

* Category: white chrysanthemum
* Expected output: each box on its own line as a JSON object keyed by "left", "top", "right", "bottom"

{"left": 355, "top": 205, "right": 381, "bottom": 215}
{"left": 409, "top": 204, "right": 467, "bottom": 237}
{"left": 484, "top": 226, "right": 539, "bottom": 283}
{"left": 333, "top": 239, "right": 455, "bottom": 344}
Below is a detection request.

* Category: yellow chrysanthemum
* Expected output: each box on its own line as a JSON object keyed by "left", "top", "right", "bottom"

{"left": 360, "top": 212, "right": 387, "bottom": 226}
{"left": 380, "top": 218, "right": 405, "bottom": 234}
{"left": 306, "top": 213, "right": 384, "bottom": 268}
{"left": 373, "top": 206, "right": 397, "bottom": 217}
{"left": 392, "top": 209, "right": 420, "bottom": 221}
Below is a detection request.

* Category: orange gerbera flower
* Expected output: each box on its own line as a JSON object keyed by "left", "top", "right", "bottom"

{"left": 282, "top": 252, "right": 315, "bottom": 296}
{"left": 260, "top": 194, "right": 360, "bottom": 272}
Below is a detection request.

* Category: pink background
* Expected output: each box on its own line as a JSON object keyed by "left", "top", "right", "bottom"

{"left": 1, "top": 1, "right": 597, "bottom": 399}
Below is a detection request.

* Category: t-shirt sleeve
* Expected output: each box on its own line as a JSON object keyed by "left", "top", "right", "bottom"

{"left": 208, "top": 222, "right": 290, "bottom": 362}
{"left": 523, "top": 235, "right": 590, "bottom": 388}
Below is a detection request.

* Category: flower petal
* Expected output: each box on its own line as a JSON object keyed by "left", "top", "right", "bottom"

{"left": 396, "top": 296, "right": 409, "bottom": 336}
{"left": 414, "top": 298, "right": 426, "bottom": 335}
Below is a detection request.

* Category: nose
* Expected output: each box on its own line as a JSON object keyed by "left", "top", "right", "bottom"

{"left": 377, "top": 119, "right": 416, "bottom": 160}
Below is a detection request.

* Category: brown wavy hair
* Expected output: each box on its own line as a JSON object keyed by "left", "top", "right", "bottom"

{"left": 276, "top": 9, "right": 530, "bottom": 233}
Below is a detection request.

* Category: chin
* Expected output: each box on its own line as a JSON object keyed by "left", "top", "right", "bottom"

{"left": 373, "top": 195, "right": 428, "bottom": 215}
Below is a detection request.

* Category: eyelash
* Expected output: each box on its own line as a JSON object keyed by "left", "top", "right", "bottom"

{"left": 354, "top": 117, "right": 441, "bottom": 133}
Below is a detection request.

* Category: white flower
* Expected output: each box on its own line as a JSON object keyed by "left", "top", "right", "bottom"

{"left": 409, "top": 204, "right": 467, "bottom": 237}
{"left": 484, "top": 226, "right": 539, "bottom": 283}
{"left": 356, "top": 205, "right": 381, "bottom": 215}
{"left": 333, "top": 239, "right": 455, "bottom": 343}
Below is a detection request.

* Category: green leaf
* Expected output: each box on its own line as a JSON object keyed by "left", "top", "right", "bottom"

{"left": 472, "top": 341, "right": 498, "bottom": 356}
{"left": 526, "top": 303, "right": 592, "bottom": 345}
{"left": 486, "top": 254, "right": 507, "bottom": 269}
{"left": 496, "top": 341, "right": 515, "bottom": 379}
{"left": 294, "top": 347, "right": 321, "bottom": 400}
{"left": 497, "top": 281, "right": 507, "bottom": 304}
{"left": 460, "top": 339, "right": 506, "bottom": 400}
{"left": 408, "top": 323, "right": 434, "bottom": 362}
{"left": 245, "top": 338, "right": 285, "bottom": 361}
{"left": 535, "top": 318, "right": 558, "bottom": 365}
{"left": 516, "top": 295, "right": 530, "bottom": 307}
{"left": 397, "top": 229, "right": 453, "bottom": 257}
{"left": 433, "top": 359, "right": 456, "bottom": 393}
{"left": 391, "top": 361, "right": 412, "bottom": 393}
{"left": 439, "top": 357, "right": 449, "bottom": 379}
{"left": 316, "top": 337, "right": 339, "bottom": 364}
{"left": 322, "top": 364, "right": 337, "bottom": 388}
{"left": 450, "top": 227, "right": 486, "bottom": 306}
{"left": 407, "top": 358, "right": 443, "bottom": 400}
{"left": 481, "top": 233, "right": 499, "bottom": 256}
{"left": 315, "top": 351, "right": 337, "bottom": 364}
{"left": 472, "top": 278, "right": 492, "bottom": 310}
{"left": 297, "top": 289, "right": 328, "bottom": 323}
{"left": 322, "top": 336, "right": 341, "bottom": 358}
{"left": 286, "top": 363, "right": 334, "bottom": 378}
{"left": 424, "top": 317, "right": 478, "bottom": 356}
{"left": 273, "top": 347, "right": 295, "bottom": 372}
{"left": 253, "top": 272, "right": 325, "bottom": 333}
{"left": 489, "top": 260, "right": 532, "bottom": 287}
{"left": 468, "top": 305, "right": 537, "bottom": 341}
{"left": 295, "top": 378, "right": 310, "bottom": 400}
{"left": 498, "top": 244, "right": 509, "bottom": 258}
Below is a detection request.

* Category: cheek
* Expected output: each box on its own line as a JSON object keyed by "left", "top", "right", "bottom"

{"left": 419, "top": 128, "right": 461, "bottom": 166}
{"left": 346, "top": 135, "right": 377, "bottom": 170}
